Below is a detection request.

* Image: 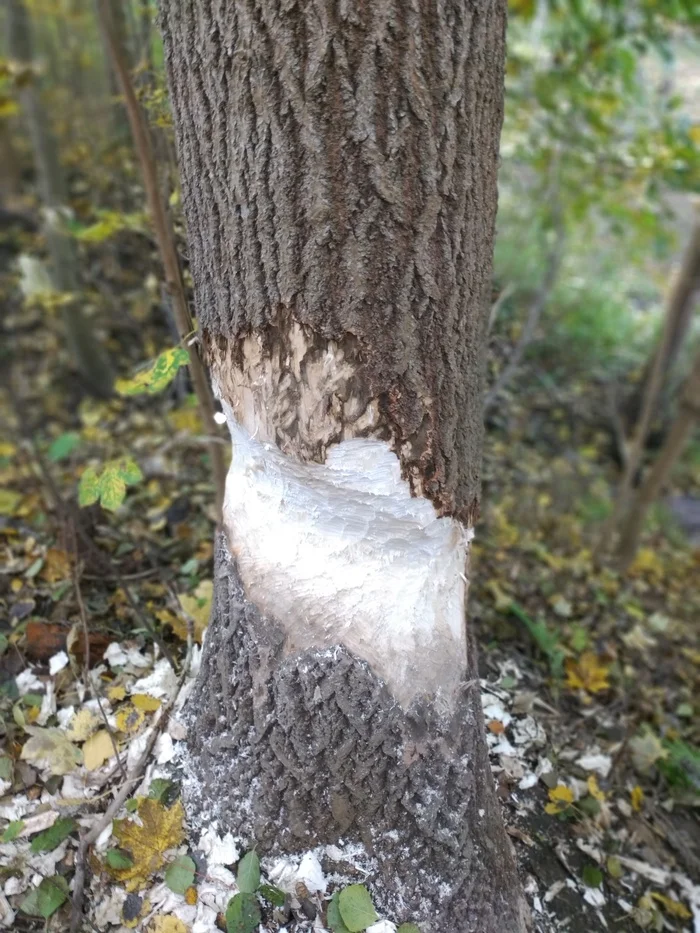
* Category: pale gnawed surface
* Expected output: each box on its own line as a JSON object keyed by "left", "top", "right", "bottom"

{"left": 221, "top": 406, "right": 469, "bottom": 710}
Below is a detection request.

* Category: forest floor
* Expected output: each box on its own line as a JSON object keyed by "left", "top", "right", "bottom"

{"left": 1, "top": 210, "right": 699, "bottom": 933}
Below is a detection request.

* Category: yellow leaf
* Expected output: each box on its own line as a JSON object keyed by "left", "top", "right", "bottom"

{"left": 650, "top": 892, "right": 692, "bottom": 920}
{"left": 83, "top": 730, "right": 115, "bottom": 770}
{"left": 131, "top": 694, "right": 162, "bottom": 712}
{"left": 115, "top": 705, "right": 146, "bottom": 735}
{"left": 628, "top": 547, "right": 664, "bottom": 582}
{"left": 65, "top": 708, "right": 100, "bottom": 743}
{"left": 587, "top": 776, "right": 606, "bottom": 802}
{"left": 42, "top": 547, "right": 71, "bottom": 583}
{"left": 565, "top": 653, "right": 610, "bottom": 695}
{"left": 630, "top": 785, "right": 644, "bottom": 812}
{"left": 545, "top": 784, "right": 574, "bottom": 814}
{"left": 149, "top": 917, "right": 189, "bottom": 933}
{"left": 111, "top": 799, "right": 185, "bottom": 891}
{"left": 108, "top": 686, "right": 127, "bottom": 702}
{"left": 176, "top": 580, "right": 213, "bottom": 643}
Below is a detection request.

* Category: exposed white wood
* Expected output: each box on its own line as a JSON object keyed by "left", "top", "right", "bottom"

{"left": 221, "top": 404, "right": 471, "bottom": 709}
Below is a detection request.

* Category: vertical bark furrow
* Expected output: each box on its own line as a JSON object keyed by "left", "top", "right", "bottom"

{"left": 160, "top": 0, "right": 506, "bottom": 521}
{"left": 181, "top": 539, "right": 526, "bottom": 932}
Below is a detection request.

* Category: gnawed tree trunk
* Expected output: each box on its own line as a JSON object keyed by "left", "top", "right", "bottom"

{"left": 160, "top": 1, "right": 526, "bottom": 929}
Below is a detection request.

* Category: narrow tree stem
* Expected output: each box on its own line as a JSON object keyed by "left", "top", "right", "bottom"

{"left": 613, "top": 221, "right": 700, "bottom": 536}
{"left": 617, "top": 347, "right": 700, "bottom": 569}
{"left": 96, "top": 0, "right": 226, "bottom": 520}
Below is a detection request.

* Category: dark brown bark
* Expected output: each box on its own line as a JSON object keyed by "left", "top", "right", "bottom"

{"left": 160, "top": 0, "right": 506, "bottom": 523}
{"left": 160, "top": 1, "right": 525, "bottom": 928}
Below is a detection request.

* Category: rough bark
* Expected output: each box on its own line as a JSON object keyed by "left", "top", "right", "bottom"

{"left": 183, "top": 535, "right": 527, "bottom": 932}
{"left": 160, "top": 0, "right": 525, "bottom": 928}
{"left": 161, "top": 0, "right": 506, "bottom": 524}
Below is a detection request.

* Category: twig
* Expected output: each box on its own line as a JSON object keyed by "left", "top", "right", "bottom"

{"left": 70, "top": 638, "right": 193, "bottom": 933}
{"left": 72, "top": 549, "right": 127, "bottom": 783}
{"left": 487, "top": 282, "right": 516, "bottom": 335}
{"left": 484, "top": 233, "right": 563, "bottom": 413}
{"left": 605, "top": 380, "right": 629, "bottom": 470}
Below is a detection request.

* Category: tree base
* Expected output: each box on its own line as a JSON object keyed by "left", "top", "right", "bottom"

{"left": 182, "top": 535, "right": 528, "bottom": 932}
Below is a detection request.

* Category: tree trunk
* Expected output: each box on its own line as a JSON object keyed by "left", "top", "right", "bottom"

{"left": 611, "top": 220, "right": 700, "bottom": 542}
{"left": 7, "top": 0, "right": 114, "bottom": 398}
{"left": 160, "top": 2, "right": 526, "bottom": 929}
{"left": 624, "top": 221, "right": 700, "bottom": 432}
{"left": 617, "top": 346, "right": 700, "bottom": 569}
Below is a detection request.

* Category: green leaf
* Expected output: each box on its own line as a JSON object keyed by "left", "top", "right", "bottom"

{"left": 165, "top": 855, "right": 196, "bottom": 895}
{"left": 106, "top": 847, "right": 135, "bottom": 870}
{"left": 0, "top": 756, "right": 12, "bottom": 780}
{"left": 98, "top": 465, "right": 127, "bottom": 511}
{"left": 327, "top": 892, "right": 351, "bottom": 933}
{"left": 117, "top": 457, "right": 143, "bottom": 486}
{"left": 30, "top": 817, "right": 76, "bottom": 853}
{"left": 259, "top": 883, "right": 285, "bottom": 907}
{"left": 2, "top": 819, "right": 24, "bottom": 843}
{"left": 338, "top": 884, "right": 378, "bottom": 932}
{"left": 582, "top": 865, "right": 603, "bottom": 888}
{"left": 236, "top": 850, "right": 260, "bottom": 894}
{"left": 225, "top": 892, "right": 261, "bottom": 933}
{"left": 20, "top": 875, "right": 69, "bottom": 918}
{"left": 78, "top": 465, "right": 100, "bottom": 507}
{"left": 148, "top": 778, "right": 176, "bottom": 804}
{"left": 397, "top": 925, "right": 422, "bottom": 933}
{"left": 116, "top": 347, "right": 190, "bottom": 397}
{"left": 48, "top": 432, "right": 80, "bottom": 462}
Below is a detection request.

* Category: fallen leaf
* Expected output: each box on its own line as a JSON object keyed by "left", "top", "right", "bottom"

{"left": 65, "top": 708, "right": 100, "bottom": 743}
{"left": 116, "top": 705, "right": 146, "bottom": 734}
{"left": 176, "top": 580, "right": 213, "bottom": 643}
{"left": 111, "top": 798, "right": 185, "bottom": 891}
{"left": 83, "top": 730, "right": 115, "bottom": 770}
{"left": 629, "top": 731, "right": 667, "bottom": 774}
{"left": 649, "top": 892, "right": 691, "bottom": 920}
{"left": 131, "top": 694, "right": 161, "bottom": 712}
{"left": 545, "top": 784, "right": 574, "bottom": 815}
{"left": 586, "top": 775, "right": 606, "bottom": 802}
{"left": 149, "top": 917, "right": 189, "bottom": 933}
{"left": 19, "top": 876, "right": 68, "bottom": 918}
{"left": 21, "top": 726, "right": 82, "bottom": 775}
{"left": 41, "top": 548, "right": 71, "bottom": 583}
{"left": 565, "top": 652, "right": 610, "bottom": 695}
{"left": 630, "top": 785, "right": 644, "bottom": 811}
